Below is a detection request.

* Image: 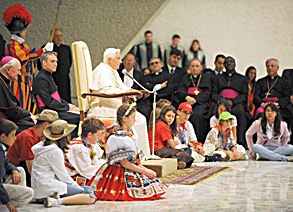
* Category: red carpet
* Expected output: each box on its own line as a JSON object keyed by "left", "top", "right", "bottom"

{"left": 160, "top": 166, "right": 231, "bottom": 186}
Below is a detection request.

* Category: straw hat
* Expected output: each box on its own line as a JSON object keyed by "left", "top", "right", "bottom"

{"left": 34, "top": 109, "right": 59, "bottom": 123}
{"left": 43, "top": 120, "right": 76, "bottom": 140}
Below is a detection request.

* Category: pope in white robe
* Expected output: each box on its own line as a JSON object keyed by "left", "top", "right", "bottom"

{"left": 88, "top": 48, "right": 150, "bottom": 158}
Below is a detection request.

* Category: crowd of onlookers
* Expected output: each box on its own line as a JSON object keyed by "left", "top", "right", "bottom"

{"left": 1, "top": 3, "right": 293, "bottom": 211}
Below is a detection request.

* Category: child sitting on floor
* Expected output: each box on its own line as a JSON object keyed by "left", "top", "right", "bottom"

{"left": 31, "top": 120, "right": 96, "bottom": 208}
{"left": 0, "top": 119, "right": 34, "bottom": 212}
{"left": 204, "top": 112, "right": 246, "bottom": 161}
{"left": 88, "top": 103, "right": 167, "bottom": 201}
{"left": 148, "top": 105, "right": 194, "bottom": 168}
{"left": 65, "top": 116, "right": 106, "bottom": 184}
{"left": 175, "top": 102, "right": 222, "bottom": 162}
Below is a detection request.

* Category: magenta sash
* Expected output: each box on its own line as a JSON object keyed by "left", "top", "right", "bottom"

{"left": 263, "top": 97, "right": 279, "bottom": 103}
{"left": 255, "top": 97, "right": 280, "bottom": 117}
{"left": 51, "top": 91, "right": 61, "bottom": 102}
{"left": 36, "top": 95, "right": 45, "bottom": 108}
{"left": 0, "top": 111, "right": 8, "bottom": 119}
{"left": 188, "top": 87, "right": 203, "bottom": 95}
{"left": 220, "top": 89, "right": 239, "bottom": 99}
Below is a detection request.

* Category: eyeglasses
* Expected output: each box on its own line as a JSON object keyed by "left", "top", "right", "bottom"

{"left": 180, "top": 110, "right": 192, "bottom": 115}
{"left": 150, "top": 61, "right": 160, "bottom": 66}
{"left": 9, "top": 66, "right": 21, "bottom": 72}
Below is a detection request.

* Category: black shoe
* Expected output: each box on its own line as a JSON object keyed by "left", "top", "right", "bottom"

{"left": 204, "top": 154, "right": 221, "bottom": 162}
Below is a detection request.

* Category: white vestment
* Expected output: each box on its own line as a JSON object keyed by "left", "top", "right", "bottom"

{"left": 88, "top": 62, "right": 150, "bottom": 158}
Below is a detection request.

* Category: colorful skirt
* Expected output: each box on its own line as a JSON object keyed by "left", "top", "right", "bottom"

{"left": 88, "top": 163, "right": 168, "bottom": 201}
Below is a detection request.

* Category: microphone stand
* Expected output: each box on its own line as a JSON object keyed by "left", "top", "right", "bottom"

{"left": 123, "top": 71, "right": 160, "bottom": 160}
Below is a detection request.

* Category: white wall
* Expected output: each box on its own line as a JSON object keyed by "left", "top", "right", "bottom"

{"left": 128, "top": 0, "right": 293, "bottom": 79}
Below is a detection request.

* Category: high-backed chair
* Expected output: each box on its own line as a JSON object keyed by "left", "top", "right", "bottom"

{"left": 72, "top": 41, "right": 140, "bottom": 133}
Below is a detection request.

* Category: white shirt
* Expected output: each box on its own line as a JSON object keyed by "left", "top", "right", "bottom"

{"left": 123, "top": 68, "right": 134, "bottom": 88}
{"left": 31, "top": 141, "right": 78, "bottom": 198}
{"left": 174, "top": 120, "right": 198, "bottom": 144}
{"left": 66, "top": 138, "right": 106, "bottom": 180}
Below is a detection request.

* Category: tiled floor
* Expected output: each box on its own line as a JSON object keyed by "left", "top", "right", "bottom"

{"left": 2, "top": 160, "right": 293, "bottom": 212}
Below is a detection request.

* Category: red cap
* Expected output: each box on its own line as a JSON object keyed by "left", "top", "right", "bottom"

{"left": 178, "top": 102, "right": 192, "bottom": 113}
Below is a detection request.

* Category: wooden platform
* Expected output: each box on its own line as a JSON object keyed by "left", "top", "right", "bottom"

{"left": 142, "top": 158, "right": 177, "bottom": 177}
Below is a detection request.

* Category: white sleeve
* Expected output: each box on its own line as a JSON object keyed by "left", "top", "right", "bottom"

{"left": 186, "top": 121, "right": 197, "bottom": 142}
{"left": 67, "top": 145, "right": 105, "bottom": 180}
{"left": 49, "top": 148, "right": 77, "bottom": 185}
{"left": 210, "top": 116, "right": 218, "bottom": 128}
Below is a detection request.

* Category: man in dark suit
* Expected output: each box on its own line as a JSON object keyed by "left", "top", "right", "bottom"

{"left": 163, "top": 49, "right": 187, "bottom": 105}
{"left": 118, "top": 53, "right": 143, "bottom": 90}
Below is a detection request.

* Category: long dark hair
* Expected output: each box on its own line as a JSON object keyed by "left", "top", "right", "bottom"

{"left": 261, "top": 103, "right": 281, "bottom": 136}
{"left": 245, "top": 66, "right": 256, "bottom": 91}
{"left": 158, "top": 105, "right": 177, "bottom": 137}
{"left": 215, "top": 98, "right": 231, "bottom": 118}
{"left": 44, "top": 135, "right": 71, "bottom": 154}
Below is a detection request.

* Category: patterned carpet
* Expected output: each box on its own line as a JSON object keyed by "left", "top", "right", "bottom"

{"left": 159, "top": 166, "right": 231, "bottom": 186}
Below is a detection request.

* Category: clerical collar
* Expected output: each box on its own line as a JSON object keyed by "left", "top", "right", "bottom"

{"left": 11, "top": 34, "right": 25, "bottom": 44}
{"left": 192, "top": 74, "right": 198, "bottom": 78}
{"left": 226, "top": 70, "right": 236, "bottom": 76}
{"left": 41, "top": 68, "right": 53, "bottom": 75}
{"left": 0, "top": 72, "right": 10, "bottom": 85}
{"left": 270, "top": 75, "right": 278, "bottom": 80}
{"left": 154, "top": 70, "right": 162, "bottom": 75}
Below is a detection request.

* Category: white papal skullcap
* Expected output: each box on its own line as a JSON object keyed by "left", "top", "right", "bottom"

{"left": 103, "top": 48, "right": 120, "bottom": 63}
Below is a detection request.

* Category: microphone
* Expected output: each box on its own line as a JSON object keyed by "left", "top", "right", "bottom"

{"left": 122, "top": 69, "right": 134, "bottom": 80}
{"left": 122, "top": 69, "right": 154, "bottom": 93}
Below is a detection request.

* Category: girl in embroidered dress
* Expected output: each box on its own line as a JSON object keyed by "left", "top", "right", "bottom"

{"left": 246, "top": 103, "right": 293, "bottom": 161}
{"left": 148, "top": 105, "right": 194, "bottom": 168}
{"left": 88, "top": 103, "right": 167, "bottom": 200}
{"left": 204, "top": 112, "right": 245, "bottom": 161}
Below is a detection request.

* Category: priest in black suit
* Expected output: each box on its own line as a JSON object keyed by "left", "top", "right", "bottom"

{"left": 177, "top": 59, "right": 211, "bottom": 143}
{"left": 212, "top": 56, "right": 249, "bottom": 148}
{"left": 37, "top": 29, "right": 72, "bottom": 103}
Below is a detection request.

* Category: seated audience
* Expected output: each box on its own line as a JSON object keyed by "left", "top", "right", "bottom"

{"left": 31, "top": 120, "right": 96, "bottom": 208}
{"left": 205, "top": 112, "right": 246, "bottom": 161}
{"left": 66, "top": 116, "right": 106, "bottom": 182}
{"left": 0, "top": 56, "right": 35, "bottom": 133}
{"left": 88, "top": 104, "right": 167, "bottom": 200}
{"left": 33, "top": 51, "right": 80, "bottom": 137}
{"left": 148, "top": 105, "right": 194, "bottom": 168}
{"left": 246, "top": 103, "right": 293, "bottom": 161}
{"left": 7, "top": 109, "right": 59, "bottom": 187}
{"left": 0, "top": 118, "right": 34, "bottom": 211}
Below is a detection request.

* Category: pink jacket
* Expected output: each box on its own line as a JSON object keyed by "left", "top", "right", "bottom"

{"left": 245, "top": 118, "right": 290, "bottom": 151}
